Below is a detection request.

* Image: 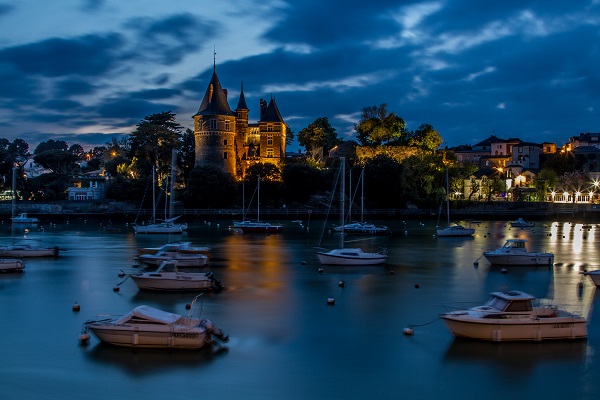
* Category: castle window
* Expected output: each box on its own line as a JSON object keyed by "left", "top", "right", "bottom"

{"left": 267, "top": 124, "right": 273, "bottom": 132}
{"left": 224, "top": 139, "right": 227, "bottom": 146}
{"left": 267, "top": 148, "right": 274, "bottom": 158}
{"left": 223, "top": 152, "right": 228, "bottom": 159}
{"left": 267, "top": 134, "right": 273, "bottom": 145}
{"left": 225, "top": 120, "right": 230, "bottom": 131}
{"left": 209, "top": 119, "right": 217, "bottom": 130}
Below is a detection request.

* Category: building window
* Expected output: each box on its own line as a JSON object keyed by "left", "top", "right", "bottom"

{"left": 267, "top": 148, "right": 274, "bottom": 158}
{"left": 267, "top": 134, "right": 273, "bottom": 145}
{"left": 209, "top": 119, "right": 217, "bottom": 130}
{"left": 225, "top": 120, "right": 230, "bottom": 131}
{"left": 518, "top": 147, "right": 523, "bottom": 153}
{"left": 267, "top": 124, "right": 273, "bottom": 132}
{"left": 224, "top": 139, "right": 227, "bottom": 146}
{"left": 224, "top": 152, "right": 227, "bottom": 159}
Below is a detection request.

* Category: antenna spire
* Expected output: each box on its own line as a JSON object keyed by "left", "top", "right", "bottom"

{"left": 213, "top": 46, "right": 216, "bottom": 71}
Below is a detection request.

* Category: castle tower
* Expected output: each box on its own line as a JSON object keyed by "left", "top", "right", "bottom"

{"left": 192, "top": 69, "right": 237, "bottom": 176}
{"left": 258, "top": 96, "right": 287, "bottom": 165}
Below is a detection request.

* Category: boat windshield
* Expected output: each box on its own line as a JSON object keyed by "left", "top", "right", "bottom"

{"left": 485, "top": 296, "right": 509, "bottom": 311}
{"left": 503, "top": 241, "right": 525, "bottom": 249}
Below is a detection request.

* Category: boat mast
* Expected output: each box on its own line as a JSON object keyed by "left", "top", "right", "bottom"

{"left": 169, "top": 149, "right": 176, "bottom": 220}
{"left": 361, "top": 169, "right": 365, "bottom": 223}
{"left": 152, "top": 165, "right": 156, "bottom": 223}
{"left": 11, "top": 165, "right": 16, "bottom": 219}
{"left": 446, "top": 167, "right": 450, "bottom": 225}
{"left": 257, "top": 175, "right": 260, "bottom": 223}
{"left": 340, "top": 157, "right": 345, "bottom": 249}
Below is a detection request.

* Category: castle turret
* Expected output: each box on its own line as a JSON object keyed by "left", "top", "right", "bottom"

{"left": 258, "top": 96, "right": 287, "bottom": 163}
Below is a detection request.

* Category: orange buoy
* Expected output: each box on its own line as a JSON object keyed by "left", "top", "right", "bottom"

{"left": 72, "top": 303, "right": 80, "bottom": 312}
{"left": 327, "top": 297, "right": 335, "bottom": 305}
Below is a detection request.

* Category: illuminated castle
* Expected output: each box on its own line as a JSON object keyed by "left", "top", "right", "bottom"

{"left": 192, "top": 67, "right": 288, "bottom": 179}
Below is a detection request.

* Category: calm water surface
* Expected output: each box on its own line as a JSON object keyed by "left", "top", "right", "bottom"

{"left": 1, "top": 217, "right": 599, "bottom": 400}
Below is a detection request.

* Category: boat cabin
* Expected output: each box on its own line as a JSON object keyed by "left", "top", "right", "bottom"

{"left": 484, "top": 290, "right": 534, "bottom": 312}
{"left": 501, "top": 239, "right": 527, "bottom": 250}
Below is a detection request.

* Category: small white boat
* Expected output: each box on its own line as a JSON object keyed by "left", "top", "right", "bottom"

{"left": 441, "top": 290, "right": 587, "bottom": 342}
{"left": 133, "top": 216, "right": 188, "bottom": 234}
{"left": 333, "top": 222, "right": 391, "bottom": 235}
{"left": 130, "top": 260, "right": 223, "bottom": 292}
{"left": 436, "top": 225, "right": 474, "bottom": 237}
{"left": 233, "top": 220, "right": 283, "bottom": 233}
{"left": 138, "top": 243, "right": 208, "bottom": 267}
{"left": 0, "top": 258, "right": 25, "bottom": 272}
{"left": 316, "top": 248, "right": 388, "bottom": 265}
{"left": 11, "top": 213, "right": 39, "bottom": 224}
{"left": 482, "top": 239, "right": 553, "bottom": 266}
{"left": 510, "top": 218, "right": 535, "bottom": 227}
{"left": 0, "top": 240, "right": 60, "bottom": 258}
{"left": 83, "top": 295, "right": 228, "bottom": 349}
{"left": 581, "top": 270, "right": 600, "bottom": 287}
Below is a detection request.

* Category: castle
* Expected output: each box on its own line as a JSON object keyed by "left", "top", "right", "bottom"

{"left": 192, "top": 67, "right": 288, "bottom": 180}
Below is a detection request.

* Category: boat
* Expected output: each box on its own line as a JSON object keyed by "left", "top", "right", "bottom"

{"left": 437, "top": 225, "right": 475, "bottom": 237}
{"left": 138, "top": 243, "right": 209, "bottom": 267}
{"left": 333, "top": 170, "right": 391, "bottom": 235}
{"left": 10, "top": 213, "right": 39, "bottom": 224}
{"left": 232, "top": 175, "right": 283, "bottom": 233}
{"left": 510, "top": 218, "right": 535, "bottom": 227}
{"left": 482, "top": 239, "right": 554, "bottom": 265}
{"left": 0, "top": 240, "right": 60, "bottom": 258}
{"left": 316, "top": 157, "right": 388, "bottom": 266}
{"left": 82, "top": 295, "right": 228, "bottom": 349}
{"left": 133, "top": 153, "right": 187, "bottom": 234}
{"left": 138, "top": 242, "right": 211, "bottom": 256}
{"left": 581, "top": 270, "right": 600, "bottom": 287}
{"left": 130, "top": 260, "right": 223, "bottom": 292}
{"left": 440, "top": 290, "right": 587, "bottom": 342}
{"left": 436, "top": 168, "right": 474, "bottom": 237}
{"left": 0, "top": 258, "right": 25, "bottom": 272}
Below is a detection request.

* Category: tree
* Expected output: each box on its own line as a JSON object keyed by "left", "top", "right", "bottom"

{"left": 297, "top": 117, "right": 341, "bottom": 156}
{"left": 354, "top": 104, "right": 408, "bottom": 146}
{"left": 33, "top": 150, "right": 79, "bottom": 175}
{"left": 68, "top": 144, "right": 85, "bottom": 158}
{"left": 182, "top": 166, "right": 236, "bottom": 208}
{"left": 34, "top": 139, "right": 68, "bottom": 154}
{"left": 409, "top": 124, "right": 443, "bottom": 152}
{"left": 244, "top": 163, "right": 282, "bottom": 183}
{"left": 281, "top": 162, "right": 327, "bottom": 205}
{"left": 177, "top": 128, "right": 195, "bottom": 185}
{"left": 128, "top": 111, "right": 183, "bottom": 179}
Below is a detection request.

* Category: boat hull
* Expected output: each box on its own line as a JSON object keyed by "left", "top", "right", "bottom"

{"left": 138, "top": 255, "right": 208, "bottom": 267}
{"left": 436, "top": 227, "right": 475, "bottom": 237}
{"left": 131, "top": 273, "right": 217, "bottom": 291}
{"left": 133, "top": 224, "right": 187, "bottom": 234}
{"left": 441, "top": 315, "right": 587, "bottom": 342}
{"left": 238, "top": 224, "right": 283, "bottom": 233}
{"left": 89, "top": 324, "right": 211, "bottom": 349}
{"left": 0, "top": 248, "right": 58, "bottom": 258}
{"left": 483, "top": 253, "right": 554, "bottom": 265}
{"left": 0, "top": 258, "right": 24, "bottom": 271}
{"left": 582, "top": 271, "right": 600, "bottom": 287}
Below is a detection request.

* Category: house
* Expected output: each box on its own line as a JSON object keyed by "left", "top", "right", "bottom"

{"left": 67, "top": 174, "right": 110, "bottom": 201}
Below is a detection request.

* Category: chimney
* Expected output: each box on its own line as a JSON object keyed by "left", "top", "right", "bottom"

{"left": 260, "top": 99, "right": 267, "bottom": 119}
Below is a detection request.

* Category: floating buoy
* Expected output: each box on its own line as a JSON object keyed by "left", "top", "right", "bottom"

{"left": 501, "top": 268, "right": 508, "bottom": 274}
{"left": 474, "top": 260, "right": 479, "bottom": 266}
{"left": 317, "top": 268, "right": 324, "bottom": 274}
{"left": 118, "top": 270, "right": 125, "bottom": 277}
{"left": 301, "top": 261, "right": 307, "bottom": 265}
{"left": 113, "top": 286, "right": 120, "bottom": 292}
{"left": 327, "top": 297, "right": 335, "bottom": 305}
{"left": 79, "top": 333, "right": 90, "bottom": 343}
{"left": 414, "top": 283, "right": 420, "bottom": 289}
{"left": 389, "top": 270, "right": 395, "bottom": 275}
{"left": 72, "top": 303, "right": 80, "bottom": 312}
{"left": 403, "top": 327, "right": 414, "bottom": 336}
{"left": 578, "top": 282, "right": 584, "bottom": 289}
{"left": 338, "top": 280, "right": 346, "bottom": 288}
{"left": 185, "top": 303, "right": 192, "bottom": 309}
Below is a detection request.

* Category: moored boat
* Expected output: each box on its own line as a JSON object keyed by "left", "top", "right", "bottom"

{"left": 440, "top": 290, "right": 587, "bottom": 342}
{"left": 581, "top": 270, "right": 600, "bottom": 287}
{"left": 0, "top": 258, "right": 25, "bottom": 272}
{"left": 510, "top": 218, "right": 535, "bottom": 227}
{"left": 138, "top": 243, "right": 209, "bottom": 267}
{"left": 482, "top": 239, "right": 553, "bottom": 266}
{"left": 11, "top": 213, "right": 39, "bottom": 224}
{"left": 138, "top": 242, "right": 211, "bottom": 257}
{"left": 316, "top": 247, "right": 388, "bottom": 265}
{"left": 436, "top": 225, "right": 475, "bottom": 237}
{"left": 82, "top": 295, "right": 228, "bottom": 349}
{"left": 130, "top": 260, "right": 223, "bottom": 292}
{"left": 333, "top": 222, "right": 391, "bottom": 235}
{"left": 0, "top": 240, "right": 60, "bottom": 258}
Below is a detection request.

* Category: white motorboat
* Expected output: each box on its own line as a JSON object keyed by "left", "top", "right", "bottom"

{"left": 233, "top": 176, "right": 283, "bottom": 233}
{"left": 440, "top": 290, "right": 587, "bottom": 342}
{"left": 436, "top": 225, "right": 475, "bottom": 237}
{"left": 138, "top": 242, "right": 211, "bottom": 257}
{"left": 82, "top": 296, "right": 228, "bottom": 349}
{"left": 316, "top": 158, "right": 388, "bottom": 266}
{"left": 0, "top": 258, "right": 25, "bottom": 272}
{"left": 138, "top": 243, "right": 208, "bottom": 267}
{"left": 130, "top": 260, "right": 223, "bottom": 292}
{"left": 581, "top": 270, "right": 600, "bottom": 287}
{"left": 11, "top": 213, "right": 39, "bottom": 224}
{"left": 482, "top": 239, "right": 554, "bottom": 266}
{"left": 510, "top": 218, "right": 535, "bottom": 227}
{"left": 0, "top": 240, "right": 60, "bottom": 258}
{"left": 316, "top": 247, "right": 388, "bottom": 265}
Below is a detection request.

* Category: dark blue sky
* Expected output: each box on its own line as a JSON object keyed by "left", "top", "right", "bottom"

{"left": 0, "top": 0, "right": 599, "bottom": 152}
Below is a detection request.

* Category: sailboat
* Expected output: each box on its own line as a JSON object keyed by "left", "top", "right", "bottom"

{"left": 232, "top": 175, "right": 283, "bottom": 233}
{"left": 332, "top": 169, "right": 391, "bottom": 235}
{"left": 316, "top": 158, "right": 388, "bottom": 265}
{"left": 436, "top": 168, "right": 474, "bottom": 237}
{"left": 133, "top": 151, "right": 187, "bottom": 234}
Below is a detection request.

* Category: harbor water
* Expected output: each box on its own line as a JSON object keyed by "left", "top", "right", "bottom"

{"left": 1, "top": 218, "right": 599, "bottom": 400}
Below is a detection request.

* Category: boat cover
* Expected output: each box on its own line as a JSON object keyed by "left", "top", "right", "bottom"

{"left": 114, "top": 305, "right": 183, "bottom": 325}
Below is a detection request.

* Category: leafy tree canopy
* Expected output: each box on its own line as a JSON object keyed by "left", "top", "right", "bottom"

{"left": 298, "top": 117, "right": 342, "bottom": 155}
{"left": 34, "top": 139, "right": 68, "bottom": 155}
{"left": 33, "top": 150, "right": 80, "bottom": 175}
{"left": 354, "top": 104, "right": 408, "bottom": 146}
{"left": 409, "top": 123, "right": 443, "bottom": 152}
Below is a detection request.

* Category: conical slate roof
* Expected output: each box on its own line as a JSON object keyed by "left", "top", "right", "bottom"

{"left": 236, "top": 82, "right": 248, "bottom": 110}
{"left": 194, "top": 71, "right": 235, "bottom": 116}
{"left": 260, "top": 97, "right": 283, "bottom": 122}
